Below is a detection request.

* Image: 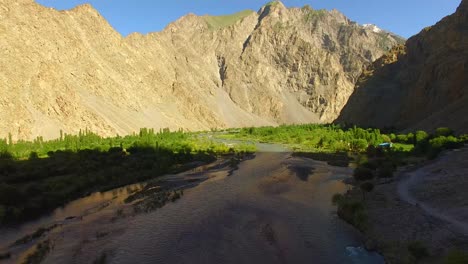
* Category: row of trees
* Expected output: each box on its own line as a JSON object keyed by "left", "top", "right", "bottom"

{"left": 0, "top": 128, "right": 255, "bottom": 224}
{"left": 227, "top": 124, "right": 387, "bottom": 152}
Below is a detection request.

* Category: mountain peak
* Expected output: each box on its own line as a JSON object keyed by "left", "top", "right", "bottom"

{"left": 258, "top": 1, "right": 287, "bottom": 18}
{"left": 362, "top": 24, "right": 383, "bottom": 33}
{"left": 264, "top": 1, "right": 285, "bottom": 8}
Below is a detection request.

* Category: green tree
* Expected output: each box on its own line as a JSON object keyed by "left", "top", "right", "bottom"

{"left": 436, "top": 127, "right": 454, "bottom": 137}
{"left": 415, "top": 131, "right": 429, "bottom": 144}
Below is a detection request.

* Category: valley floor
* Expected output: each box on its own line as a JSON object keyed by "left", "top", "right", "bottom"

{"left": 359, "top": 147, "right": 468, "bottom": 263}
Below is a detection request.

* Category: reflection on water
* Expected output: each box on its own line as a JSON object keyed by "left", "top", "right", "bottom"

{"left": 108, "top": 151, "right": 383, "bottom": 264}
{"left": 0, "top": 183, "right": 144, "bottom": 250}
{"left": 1, "top": 144, "right": 384, "bottom": 264}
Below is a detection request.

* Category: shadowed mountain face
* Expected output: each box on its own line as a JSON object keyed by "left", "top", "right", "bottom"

{"left": 337, "top": 0, "right": 468, "bottom": 133}
{"left": 0, "top": 0, "right": 402, "bottom": 140}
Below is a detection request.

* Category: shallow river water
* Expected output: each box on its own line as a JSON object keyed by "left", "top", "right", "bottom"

{"left": 1, "top": 143, "right": 384, "bottom": 264}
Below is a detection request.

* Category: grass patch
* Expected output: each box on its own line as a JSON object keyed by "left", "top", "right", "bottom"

{"left": 204, "top": 10, "right": 254, "bottom": 30}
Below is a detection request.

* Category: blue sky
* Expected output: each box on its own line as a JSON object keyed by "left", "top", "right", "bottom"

{"left": 36, "top": 0, "right": 461, "bottom": 38}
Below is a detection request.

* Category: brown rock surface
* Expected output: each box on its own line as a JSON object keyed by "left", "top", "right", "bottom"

{"left": 0, "top": 0, "right": 400, "bottom": 140}
{"left": 337, "top": 0, "right": 468, "bottom": 133}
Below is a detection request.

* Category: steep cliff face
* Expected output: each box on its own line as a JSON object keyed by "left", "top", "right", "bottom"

{"left": 337, "top": 0, "right": 468, "bottom": 132}
{"left": 0, "top": 0, "right": 401, "bottom": 140}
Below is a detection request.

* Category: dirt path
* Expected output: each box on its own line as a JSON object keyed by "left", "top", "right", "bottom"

{"left": 397, "top": 148, "right": 468, "bottom": 236}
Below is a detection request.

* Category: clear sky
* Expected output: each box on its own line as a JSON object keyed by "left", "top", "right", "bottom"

{"left": 36, "top": 0, "right": 462, "bottom": 38}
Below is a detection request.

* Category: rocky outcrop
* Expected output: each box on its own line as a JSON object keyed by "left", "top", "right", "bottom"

{"left": 0, "top": 0, "right": 401, "bottom": 140}
{"left": 337, "top": 0, "right": 468, "bottom": 133}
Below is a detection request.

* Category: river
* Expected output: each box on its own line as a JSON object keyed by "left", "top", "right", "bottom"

{"left": 0, "top": 143, "right": 383, "bottom": 264}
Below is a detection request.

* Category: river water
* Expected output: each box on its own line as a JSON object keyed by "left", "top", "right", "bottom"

{"left": 0, "top": 143, "right": 384, "bottom": 264}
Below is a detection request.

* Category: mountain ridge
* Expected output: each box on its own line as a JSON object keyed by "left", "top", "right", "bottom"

{"left": 336, "top": 0, "right": 468, "bottom": 133}
{"left": 0, "top": 0, "right": 402, "bottom": 140}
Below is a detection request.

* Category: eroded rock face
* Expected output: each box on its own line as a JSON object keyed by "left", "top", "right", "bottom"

{"left": 0, "top": 0, "right": 401, "bottom": 140}
{"left": 337, "top": 0, "right": 468, "bottom": 133}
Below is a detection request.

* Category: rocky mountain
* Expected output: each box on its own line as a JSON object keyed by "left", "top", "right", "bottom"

{"left": 337, "top": 0, "right": 468, "bottom": 133}
{"left": 0, "top": 0, "right": 401, "bottom": 140}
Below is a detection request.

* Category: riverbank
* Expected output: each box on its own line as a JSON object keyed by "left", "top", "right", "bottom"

{"left": 0, "top": 153, "right": 249, "bottom": 264}
{"left": 340, "top": 148, "right": 468, "bottom": 263}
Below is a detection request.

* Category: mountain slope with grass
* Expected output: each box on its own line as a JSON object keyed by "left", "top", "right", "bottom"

{"left": 0, "top": 0, "right": 401, "bottom": 140}
{"left": 337, "top": 0, "right": 468, "bottom": 133}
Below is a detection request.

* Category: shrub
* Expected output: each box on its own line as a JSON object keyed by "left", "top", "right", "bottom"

{"left": 0, "top": 151, "right": 13, "bottom": 160}
{"left": 361, "top": 160, "right": 379, "bottom": 170}
{"left": 444, "top": 250, "right": 468, "bottom": 264}
{"left": 0, "top": 184, "right": 23, "bottom": 206}
{"left": 408, "top": 241, "right": 429, "bottom": 261}
{"left": 436, "top": 127, "right": 454, "bottom": 137}
{"left": 429, "top": 136, "right": 462, "bottom": 153}
{"left": 415, "top": 131, "right": 429, "bottom": 144}
{"left": 350, "top": 139, "right": 368, "bottom": 152}
{"left": 360, "top": 182, "right": 374, "bottom": 200}
{"left": 353, "top": 167, "right": 374, "bottom": 181}
{"left": 336, "top": 199, "right": 367, "bottom": 231}
{"left": 332, "top": 193, "right": 344, "bottom": 205}
{"left": 29, "top": 152, "right": 39, "bottom": 160}
{"left": 396, "top": 134, "right": 408, "bottom": 143}
{"left": 377, "top": 165, "right": 394, "bottom": 178}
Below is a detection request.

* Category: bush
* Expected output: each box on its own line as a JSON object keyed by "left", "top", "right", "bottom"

{"left": 360, "top": 182, "right": 374, "bottom": 200}
{"left": 350, "top": 139, "right": 368, "bottom": 152}
{"left": 353, "top": 167, "right": 374, "bottom": 181}
{"left": 29, "top": 152, "right": 39, "bottom": 160}
{"left": 0, "top": 151, "right": 13, "bottom": 160}
{"left": 396, "top": 134, "right": 408, "bottom": 143}
{"left": 337, "top": 199, "right": 367, "bottom": 231}
{"left": 408, "top": 241, "right": 429, "bottom": 261}
{"left": 332, "top": 193, "right": 344, "bottom": 205}
{"left": 377, "top": 166, "right": 394, "bottom": 178}
{"left": 415, "top": 131, "right": 429, "bottom": 144}
{"left": 0, "top": 184, "right": 23, "bottom": 206}
{"left": 444, "top": 250, "right": 468, "bottom": 264}
{"left": 436, "top": 127, "right": 454, "bottom": 137}
{"left": 361, "top": 160, "right": 379, "bottom": 170}
{"left": 428, "top": 136, "right": 462, "bottom": 155}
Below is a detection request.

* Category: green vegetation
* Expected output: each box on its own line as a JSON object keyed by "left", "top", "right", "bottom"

{"left": 407, "top": 241, "right": 429, "bottom": 263}
{"left": 93, "top": 252, "right": 107, "bottom": 264}
{"left": 265, "top": 1, "right": 281, "bottom": 8}
{"left": 360, "top": 182, "right": 374, "bottom": 200}
{"left": 444, "top": 250, "right": 468, "bottom": 264}
{"left": 0, "top": 128, "right": 254, "bottom": 225}
{"left": 332, "top": 193, "right": 367, "bottom": 231}
{"left": 203, "top": 10, "right": 254, "bottom": 30}
{"left": 219, "top": 124, "right": 389, "bottom": 153}
{"left": 304, "top": 9, "right": 327, "bottom": 22}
